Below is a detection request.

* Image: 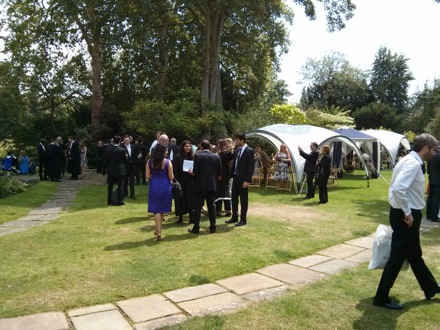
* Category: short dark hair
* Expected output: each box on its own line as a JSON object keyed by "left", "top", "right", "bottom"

{"left": 311, "top": 142, "right": 318, "bottom": 148}
{"left": 412, "top": 133, "right": 439, "bottom": 152}
{"left": 113, "top": 135, "right": 121, "bottom": 144}
{"left": 235, "top": 133, "right": 246, "bottom": 142}
{"left": 200, "top": 140, "right": 211, "bottom": 150}
{"left": 137, "top": 136, "right": 143, "bottom": 143}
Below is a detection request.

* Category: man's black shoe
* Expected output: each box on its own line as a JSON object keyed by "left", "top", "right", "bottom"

{"left": 373, "top": 299, "right": 404, "bottom": 310}
{"left": 304, "top": 196, "right": 312, "bottom": 199}
{"left": 188, "top": 228, "right": 199, "bottom": 234}
{"left": 117, "top": 202, "right": 126, "bottom": 206}
{"left": 225, "top": 218, "right": 238, "bottom": 224}
{"left": 210, "top": 227, "right": 217, "bottom": 233}
{"left": 431, "top": 218, "right": 440, "bottom": 223}
{"left": 130, "top": 196, "right": 136, "bottom": 199}
{"left": 235, "top": 220, "right": 246, "bottom": 227}
{"left": 425, "top": 285, "right": 440, "bottom": 300}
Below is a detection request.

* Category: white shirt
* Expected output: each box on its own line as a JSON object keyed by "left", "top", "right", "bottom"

{"left": 389, "top": 151, "right": 425, "bottom": 215}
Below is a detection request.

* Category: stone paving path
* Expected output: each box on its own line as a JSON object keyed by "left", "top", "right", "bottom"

{"left": 0, "top": 175, "right": 439, "bottom": 329}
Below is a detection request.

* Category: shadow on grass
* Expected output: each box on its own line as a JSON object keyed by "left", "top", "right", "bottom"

{"left": 115, "top": 217, "right": 146, "bottom": 224}
{"left": 104, "top": 224, "right": 235, "bottom": 251}
{"left": 353, "top": 296, "right": 436, "bottom": 329}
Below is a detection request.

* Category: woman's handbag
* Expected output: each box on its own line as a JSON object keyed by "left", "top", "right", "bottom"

{"left": 172, "top": 179, "right": 183, "bottom": 199}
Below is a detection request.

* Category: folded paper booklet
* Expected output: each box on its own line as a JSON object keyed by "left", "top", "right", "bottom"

{"left": 183, "top": 160, "right": 194, "bottom": 172}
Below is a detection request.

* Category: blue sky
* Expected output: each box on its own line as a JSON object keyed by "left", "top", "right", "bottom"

{"left": 279, "top": 0, "right": 440, "bottom": 103}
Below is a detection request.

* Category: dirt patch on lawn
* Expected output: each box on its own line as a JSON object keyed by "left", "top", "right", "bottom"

{"left": 247, "top": 202, "right": 326, "bottom": 224}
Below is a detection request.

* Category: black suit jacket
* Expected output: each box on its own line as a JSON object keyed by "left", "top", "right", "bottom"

{"left": 193, "top": 150, "right": 222, "bottom": 192}
{"left": 121, "top": 143, "right": 136, "bottom": 173}
{"left": 428, "top": 149, "right": 440, "bottom": 185}
{"left": 230, "top": 146, "right": 255, "bottom": 184}
{"left": 37, "top": 143, "right": 47, "bottom": 163}
{"left": 102, "top": 145, "right": 127, "bottom": 177}
{"left": 132, "top": 143, "right": 149, "bottom": 165}
{"left": 300, "top": 149, "right": 319, "bottom": 173}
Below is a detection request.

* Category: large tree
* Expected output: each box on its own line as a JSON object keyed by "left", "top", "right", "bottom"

{"left": 369, "top": 46, "right": 414, "bottom": 114}
{"left": 299, "top": 52, "right": 372, "bottom": 113}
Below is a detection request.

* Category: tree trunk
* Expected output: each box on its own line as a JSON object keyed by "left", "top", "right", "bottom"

{"left": 201, "top": 0, "right": 225, "bottom": 113}
{"left": 89, "top": 42, "right": 102, "bottom": 129}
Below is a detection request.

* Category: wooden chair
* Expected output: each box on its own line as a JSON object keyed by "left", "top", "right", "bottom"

{"left": 249, "top": 167, "right": 261, "bottom": 188}
{"left": 266, "top": 167, "right": 277, "bottom": 189}
{"left": 328, "top": 166, "right": 339, "bottom": 188}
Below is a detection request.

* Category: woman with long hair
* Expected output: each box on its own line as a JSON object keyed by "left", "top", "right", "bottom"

{"left": 79, "top": 140, "right": 87, "bottom": 177}
{"left": 172, "top": 140, "right": 195, "bottom": 223}
{"left": 273, "top": 143, "right": 291, "bottom": 189}
{"left": 146, "top": 143, "right": 174, "bottom": 240}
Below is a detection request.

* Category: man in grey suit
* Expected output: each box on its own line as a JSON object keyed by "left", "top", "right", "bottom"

{"left": 427, "top": 147, "right": 440, "bottom": 222}
{"left": 102, "top": 135, "right": 127, "bottom": 206}
{"left": 226, "top": 133, "right": 255, "bottom": 227}
{"left": 188, "top": 140, "right": 222, "bottom": 234}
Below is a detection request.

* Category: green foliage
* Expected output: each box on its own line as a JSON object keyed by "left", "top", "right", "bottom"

{"left": 269, "top": 104, "right": 307, "bottom": 124}
{"left": 403, "top": 131, "right": 417, "bottom": 143}
{"left": 426, "top": 109, "right": 440, "bottom": 139}
{"left": 370, "top": 46, "right": 414, "bottom": 114}
{"left": 305, "top": 107, "right": 354, "bottom": 129}
{"left": 0, "top": 177, "right": 28, "bottom": 198}
{"left": 354, "top": 103, "right": 402, "bottom": 131}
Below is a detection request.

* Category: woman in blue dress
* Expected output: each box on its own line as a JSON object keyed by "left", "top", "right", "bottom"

{"left": 146, "top": 143, "right": 174, "bottom": 240}
{"left": 19, "top": 150, "right": 29, "bottom": 174}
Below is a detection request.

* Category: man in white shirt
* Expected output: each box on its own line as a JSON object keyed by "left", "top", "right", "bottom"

{"left": 374, "top": 133, "right": 440, "bottom": 310}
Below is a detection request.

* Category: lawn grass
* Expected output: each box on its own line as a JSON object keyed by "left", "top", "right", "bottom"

{"left": 1, "top": 170, "right": 439, "bottom": 328}
{"left": 0, "top": 179, "right": 58, "bottom": 225}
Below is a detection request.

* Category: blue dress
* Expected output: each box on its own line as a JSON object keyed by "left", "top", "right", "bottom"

{"left": 20, "top": 155, "right": 29, "bottom": 174}
{"left": 148, "top": 159, "right": 172, "bottom": 213}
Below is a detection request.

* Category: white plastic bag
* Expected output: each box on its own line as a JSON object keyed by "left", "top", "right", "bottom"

{"left": 369, "top": 224, "right": 392, "bottom": 270}
{"left": 369, "top": 224, "right": 408, "bottom": 270}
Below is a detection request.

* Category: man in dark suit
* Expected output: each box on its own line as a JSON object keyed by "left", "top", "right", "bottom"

{"left": 188, "top": 140, "right": 222, "bottom": 234}
{"left": 225, "top": 133, "right": 255, "bottom": 227}
{"left": 426, "top": 147, "right": 440, "bottom": 222}
{"left": 48, "top": 137, "right": 63, "bottom": 182}
{"left": 132, "top": 136, "right": 149, "bottom": 185}
{"left": 298, "top": 142, "right": 319, "bottom": 199}
{"left": 169, "top": 138, "right": 180, "bottom": 161}
{"left": 95, "top": 140, "right": 107, "bottom": 174}
{"left": 68, "top": 136, "right": 81, "bottom": 180}
{"left": 121, "top": 135, "right": 136, "bottom": 199}
{"left": 102, "top": 135, "right": 127, "bottom": 206}
{"left": 37, "top": 138, "right": 48, "bottom": 180}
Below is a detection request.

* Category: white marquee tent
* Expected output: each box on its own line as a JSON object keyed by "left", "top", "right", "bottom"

{"left": 362, "top": 130, "right": 411, "bottom": 167}
{"left": 246, "top": 124, "right": 368, "bottom": 183}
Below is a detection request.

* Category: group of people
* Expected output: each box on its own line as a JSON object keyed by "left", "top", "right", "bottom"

{"left": 101, "top": 133, "right": 255, "bottom": 241}
{"left": 1, "top": 150, "right": 36, "bottom": 175}
{"left": 36, "top": 137, "right": 86, "bottom": 181}
{"left": 253, "top": 141, "right": 333, "bottom": 204}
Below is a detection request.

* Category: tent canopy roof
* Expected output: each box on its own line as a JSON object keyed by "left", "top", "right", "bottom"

{"left": 362, "top": 129, "right": 410, "bottom": 165}
{"left": 333, "top": 128, "right": 377, "bottom": 142}
{"left": 246, "top": 124, "right": 368, "bottom": 180}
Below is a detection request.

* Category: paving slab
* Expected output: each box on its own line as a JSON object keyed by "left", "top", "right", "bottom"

{"left": 177, "top": 292, "right": 245, "bottom": 316}
{"left": 0, "top": 227, "right": 27, "bottom": 236}
{"left": 243, "top": 285, "right": 290, "bottom": 302}
{"left": 0, "top": 312, "right": 68, "bottom": 330}
{"left": 1, "top": 220, "right": 47, "bottom": 228}
{"left": 40, "top": 214, "right": 61, "bottom": 221}
{"left": 68, "top": 303, "right": 117, "bottom": 317}
{"left": 344, "top": 249, "right": 372, "bottom": 263}
{"left": 309, "top": 259, "right": 358, "bottom": 275}
{"left": 289, "top": 255, "right": 333, "bottom": 268}
{"left": 317, "top": 244, "right": 365, "bottom": 259}
{"left": 134, "top": 314, "right": 187, "bottom": 330}
{"left": 344, "top": 236, "right": 374, "bottom": 249}
{"left": 164, "top": 283, "right": 227, "bottom": 303}
{"left": 29, "top": 207, "right": 63, "bottom": 215}
{"left": 117, "top": 294, "right": 181, "bottom": 323}
{"left": 216, "top": 273, "right": 284, "bottom": 295}
{"left": 70, "top": 309, "right": 131, "bottom": 330}
{"left": 257, "top": 263, "right": 327, "bottom": 285}
{"left": 16, "top": 215, "right": 46, "bottom": 221}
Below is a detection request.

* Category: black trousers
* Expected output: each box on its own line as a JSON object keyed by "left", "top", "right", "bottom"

{"left": 375, "top": 208, "right": 438, "bottom": 302}
{"left": 305, "top": 171, "right": 316, "bottom": 197}
{"left": 426, "top": 184, "right": 440, "bottom": 220}
{"left": 135, "top": 162, "right": 146, "bottom": 184}
{"left": 123, "top": 163, "right": 135, "bottom": 197}
{"left": 318, "top": 181, "right": 328, "bottom": 203}
{"left": 231, "top": 176, "right": 249, "bottom": 221}
{"left": 193, "top": 191, "right": 216, "bottom": 231}
{"left": 107, "top": 175, "right": 124, "bottom": 204}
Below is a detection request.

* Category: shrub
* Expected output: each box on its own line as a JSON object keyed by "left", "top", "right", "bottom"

{"left": 0, "top": 177, "right": 28, "bottom": 198}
